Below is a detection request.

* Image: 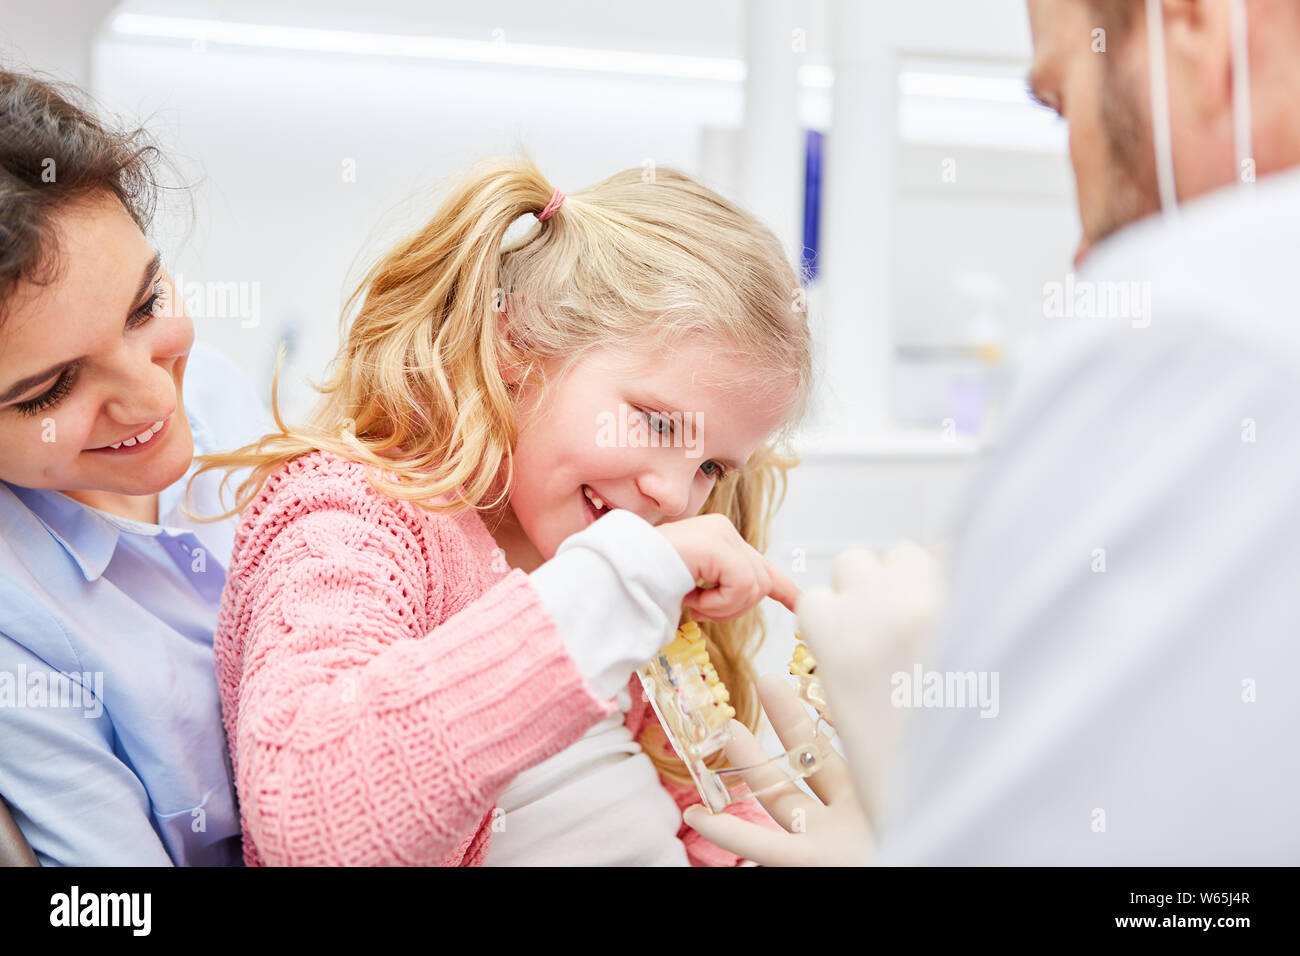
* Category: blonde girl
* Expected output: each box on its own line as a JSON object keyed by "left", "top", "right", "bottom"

{"left": 199, "top": 157, "right": 812, "bottom": 865}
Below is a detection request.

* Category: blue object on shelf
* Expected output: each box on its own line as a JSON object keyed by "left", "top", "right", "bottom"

{"left": 801, "top": 129, "right": 824, "bottom": 284}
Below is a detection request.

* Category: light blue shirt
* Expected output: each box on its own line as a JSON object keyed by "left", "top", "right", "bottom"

{"left": 0, "top": 343, "right": 269, "bottom": 866}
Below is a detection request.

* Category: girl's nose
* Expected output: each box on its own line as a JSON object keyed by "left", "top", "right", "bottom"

{"left": 636, "top": 465, "right": 694, "bottom": 521}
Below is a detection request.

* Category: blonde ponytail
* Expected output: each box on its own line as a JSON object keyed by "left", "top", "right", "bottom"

{"left": 193, "top": 158, "right": 562, "bottom": 517}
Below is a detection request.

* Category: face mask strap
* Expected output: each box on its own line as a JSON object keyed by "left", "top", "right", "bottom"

{"left": 1229, "top": 0, "right": 1254, "bottom": 188}
{"left": 1145, "top": 0, "right": 1182, "bottom": 217}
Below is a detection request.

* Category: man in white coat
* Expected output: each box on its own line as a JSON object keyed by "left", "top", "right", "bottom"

{"left": 684, "top": 0, "right": 1300, "bottom": 864}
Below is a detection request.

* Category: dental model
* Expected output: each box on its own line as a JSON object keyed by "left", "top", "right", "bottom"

{"left": 637, "top": 620, "right": 839, "bottom": 812}
{"left": 789, "top": 635, "right": 835, "bottom": 725}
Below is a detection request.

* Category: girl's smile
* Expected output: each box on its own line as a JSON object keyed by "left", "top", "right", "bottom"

{"left": 581, "top": 483, "right": 617, "bottom": 525}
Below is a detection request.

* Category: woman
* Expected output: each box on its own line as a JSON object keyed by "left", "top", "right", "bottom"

{"left": 0, "top": 67, "right": 266, "bottom": 865}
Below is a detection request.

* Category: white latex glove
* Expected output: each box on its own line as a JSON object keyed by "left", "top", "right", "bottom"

{"left": 682, "top": 673, "right": 875, "bottom": 866}
{"left": 681, "top": 543, "right": 944, "bottom": 866}
{"left": 797, "top": 543, "right": 944, "bottom": 825}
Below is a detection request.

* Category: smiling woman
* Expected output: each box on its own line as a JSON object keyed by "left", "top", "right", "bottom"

{"left": 0, "top": 194, "right": 196, "bottom": 517}
{"left": 0, "top": 66, "right": 267, "bottom": 865}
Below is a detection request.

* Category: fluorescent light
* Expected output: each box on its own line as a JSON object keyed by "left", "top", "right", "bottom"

{"left": 108, "top": 13, "right": 1033, "bottom": 108}
{"left": 109, "top": 13, "right": 745, "bottom": 82}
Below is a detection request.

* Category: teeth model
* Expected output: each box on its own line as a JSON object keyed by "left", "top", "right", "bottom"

{"left": 658, "top": 620, "right": 736, "bottom": 734}
{"left": 789, "top": 637, "right": 817, "bottom": 677}
{"left": 790, "top": 632, "right": 835, "bottom": 725}
{"left": 639, "top": 623, "right": 838, "bottom": 812}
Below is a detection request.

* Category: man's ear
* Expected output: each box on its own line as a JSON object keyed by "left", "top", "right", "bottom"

{"left": 1162, "top": 0, "right": 1235, "bottom": 123}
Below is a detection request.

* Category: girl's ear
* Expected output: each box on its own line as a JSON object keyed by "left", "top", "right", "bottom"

{"left": 497, "top": 308, "right": 524, "bottom": 387}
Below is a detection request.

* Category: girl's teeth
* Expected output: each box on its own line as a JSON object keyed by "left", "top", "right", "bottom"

{"left": 584, "top": 486, "right": 606, "bottom": 511}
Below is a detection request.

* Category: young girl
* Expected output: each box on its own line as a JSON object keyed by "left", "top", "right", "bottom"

{"left": 0, "top": 67, "right": 265, "bottom": 865}
{"left": 200, "top": 158, "right": 813, "bottom": 865}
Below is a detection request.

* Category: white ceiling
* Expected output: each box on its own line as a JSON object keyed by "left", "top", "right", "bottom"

{"left": 111, "top": 0, "right": 1033, "bottom": 63}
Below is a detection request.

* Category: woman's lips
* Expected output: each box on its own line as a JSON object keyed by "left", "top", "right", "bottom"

{"left": 86, "top": 415, "right": 171, "bottom": 455}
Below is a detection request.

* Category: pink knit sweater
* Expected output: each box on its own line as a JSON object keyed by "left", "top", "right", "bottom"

{"left": 214, "top": 450, "right": 781, "bottom": 866}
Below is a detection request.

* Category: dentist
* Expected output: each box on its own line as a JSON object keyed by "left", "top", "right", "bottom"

{"left": 686, "top": 0, "right": 1300, "bottom": 864}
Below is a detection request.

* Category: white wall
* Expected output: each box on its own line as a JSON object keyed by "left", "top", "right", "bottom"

{"left": 0, "top": 0, "right": 119, "bottom": 85}
{"left": 91, "top": 36, "right": 749, "bottom": 416}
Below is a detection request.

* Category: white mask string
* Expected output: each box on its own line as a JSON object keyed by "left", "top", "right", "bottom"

{"left": 1147, "top": 0, "right": 1255, "bottom": 214}
{"left": 1146, "top": 0, "right": 1181, "bottom": 217}
{"left": 1229, "top": 0, "right": 1254, "bottom": 188}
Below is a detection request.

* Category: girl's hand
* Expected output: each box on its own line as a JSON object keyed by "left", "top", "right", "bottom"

{"left": 682, "top": 673, "right": 875, "bottom": 866}
{"left": 655, "top": 513, "right": 801, "bottom": 622}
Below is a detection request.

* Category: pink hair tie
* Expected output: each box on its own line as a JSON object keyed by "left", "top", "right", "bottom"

{"left": 536, "top": 188, "right": 565, "bottom": 222}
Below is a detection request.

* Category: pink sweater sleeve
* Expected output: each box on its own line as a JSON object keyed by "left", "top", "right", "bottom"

{"left": 217, "top": 464, "right": 616, "bottom": 866}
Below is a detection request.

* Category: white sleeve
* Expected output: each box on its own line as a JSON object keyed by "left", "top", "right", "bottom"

{"left": 528, "top": 508, "right": 696, "bottom": 701}
{"left": 876, "top": 317, "right": 1300, "bottom": 865}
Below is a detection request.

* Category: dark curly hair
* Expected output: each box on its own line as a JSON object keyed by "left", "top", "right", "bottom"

{"left": 0, "top": 66, "right": 164, "bottom": 325}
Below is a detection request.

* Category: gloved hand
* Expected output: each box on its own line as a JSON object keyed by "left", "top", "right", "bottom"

{"left": 796, "top": 543, "right": 944, "bottom": 824}
{"left": 681, "top": 543, "right": 944, "bottom": 865}
{"left": 682, "top": 672, "right": 874, "bottom": 866}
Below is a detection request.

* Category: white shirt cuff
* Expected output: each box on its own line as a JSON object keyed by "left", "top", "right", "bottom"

{"left": 528, "top": 509, "right": 696, "bottom": 700}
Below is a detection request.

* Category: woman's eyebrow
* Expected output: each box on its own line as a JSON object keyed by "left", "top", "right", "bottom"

{"left": 0, "top": 251, "right": 162, "bottom": 404}
{"left": 0, "top": 360, "right": 71, "bottom": 404}
{"left": 133, "top": 251, "right": 162, "bottom": 309}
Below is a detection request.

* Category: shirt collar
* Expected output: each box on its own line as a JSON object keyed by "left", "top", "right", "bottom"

{"left": 5, "top": 482, "right": 122, "bottom": 581}
{"left": 3, "top": 401, "right": 218, "bottom": 583}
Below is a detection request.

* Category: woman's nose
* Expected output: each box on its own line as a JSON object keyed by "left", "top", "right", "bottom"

{"left": 102, "top": 353, "right": 177, "bottom": 424}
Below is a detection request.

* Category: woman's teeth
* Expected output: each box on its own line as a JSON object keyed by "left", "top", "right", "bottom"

{"left": 583, "top": 485, "right": 609, "bottom": 513}
{"left": 108, "top": 420, "right": 164, "bottom": 449}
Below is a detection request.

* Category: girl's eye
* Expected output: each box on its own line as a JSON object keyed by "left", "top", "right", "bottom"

{"left": 642, "top": 409, "right": 673, "bottom": 436}
{"left": 13, "top": 364, "right": 79, "bottom": 418}
{"left": 640, "top": 408, "right": 729, "bottom": 480}
{"left": 126, "top": 281, "right": 166, "bottom": 330}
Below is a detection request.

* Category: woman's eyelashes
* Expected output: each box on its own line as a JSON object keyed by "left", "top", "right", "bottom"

{"left": 13, "top": 364, "right": 80, "bottom": 417}
{"left": 10, "top": 277, "right": 166, "bottom": 418}
{"left": 126, "top": 280, "right": 167, "bottom": 330}
{"left": 638, "top": 407, "right": 728, "bottom": 480}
